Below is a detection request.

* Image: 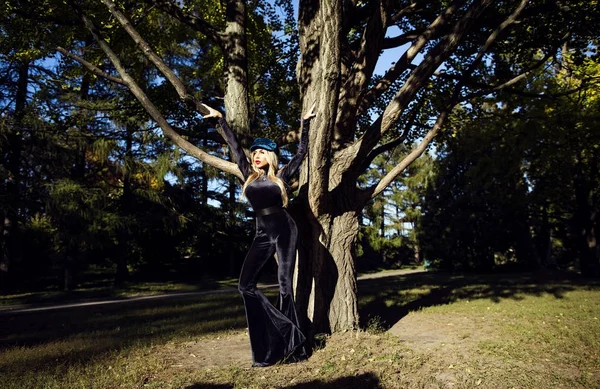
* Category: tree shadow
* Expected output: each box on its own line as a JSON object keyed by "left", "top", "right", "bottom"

{"left": 289, "top": 193, "right": 338, "bottom": 354}
{"left": 357, "top": 270, "right": 600, "bottom": 330}
{"left": 0, "top": 291, "right": 249, "bottom": 373}
{"left": 186, "top": 372, "right": 382, "bottom": 389}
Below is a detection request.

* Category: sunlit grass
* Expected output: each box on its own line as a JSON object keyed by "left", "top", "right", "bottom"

{"left": 1, "top": 271, "right": 599, "bottom": 388}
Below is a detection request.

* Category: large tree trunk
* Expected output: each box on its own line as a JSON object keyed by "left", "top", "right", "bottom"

{"left": 317, "top": 211, "right": 360, "bottom": 332}
{"left": 293, "top": 201, "right": 360, "bottom": 336}
{"left": 1, "top": 61, "right": 28, "bottom": 290}
{"left": 295, "top": 0, "right": 362, "bottom": 334}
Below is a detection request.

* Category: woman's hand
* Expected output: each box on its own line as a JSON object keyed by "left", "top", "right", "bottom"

{"left": 200, "top": 103, "right": 223, "bottom": 119}
{"left": 303, "top": 103, "right": 317, "bottom": 120}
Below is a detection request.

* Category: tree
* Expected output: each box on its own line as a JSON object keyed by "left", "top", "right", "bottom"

{"left": 358, "top": 147, "right": 433, "bottom": 270}
{"left": 54, "top": 0, "right": 600, "bottom": 333}
{"left": 418, "top": 46, "right": 600, "bottom": 273}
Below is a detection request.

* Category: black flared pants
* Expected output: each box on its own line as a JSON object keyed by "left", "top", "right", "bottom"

{"left": 238, "top": 210, "right": 307, "bottom": 366}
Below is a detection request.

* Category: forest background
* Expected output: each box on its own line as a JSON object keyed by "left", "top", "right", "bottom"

{"left": 1, "top": 0, "right": 599, "bottom": 333}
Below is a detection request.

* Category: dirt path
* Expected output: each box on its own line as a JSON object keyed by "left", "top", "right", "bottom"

{"left": 388, "top": 311, "right": 492, "bottom": 351}
{"left": 167, "top": 331, "right": 253, "bottom": 369}
{"left": 168, "top": 312, "right": 488, "bottom": 371}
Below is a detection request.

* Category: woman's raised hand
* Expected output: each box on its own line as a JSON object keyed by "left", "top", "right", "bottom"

{"left": 200, "top": 103, "right": 223, "bottom": 119}
{"left": 303, "top": 103, "right": 317, "bottom": 120}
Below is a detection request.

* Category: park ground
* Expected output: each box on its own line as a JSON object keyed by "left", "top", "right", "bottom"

{"left": 1, "top": 269, "right": 599, "bottom": 388}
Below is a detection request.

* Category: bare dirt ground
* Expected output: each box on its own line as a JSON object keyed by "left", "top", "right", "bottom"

{"left": 167, "top": 331, "right": 253, "bottom": 369}
{"left": 165, "top": 312, "right": 487, "bottom": 371}
{"left": 388, "top": 311, "right": 494, "bottom": 351}
{"left": 164, "top": 269, "right": 430, "bottom": 371}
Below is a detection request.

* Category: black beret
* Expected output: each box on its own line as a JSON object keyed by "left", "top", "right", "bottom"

{"left": 250, "top": 137, "right": 277, "bottom": 152}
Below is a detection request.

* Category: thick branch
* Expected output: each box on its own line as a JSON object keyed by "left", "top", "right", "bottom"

{"left": 362, "top": 1, "right": 535, "bottom": 201}
{"left": 370, "top": 0, "right": 492, "bottom": 138}
{"left": 357, "top": 0, "right": 464, "bottom": 116}
{"left": 221, "top": 0, "right": 250, "bottom": 135}
{"left": 366, "top": 107, "right": 451, "bottom": 200}
{"left": 68, "top": 0, "right": 241, "bottom": 179}
{"left": 358, "top": 104, "right": 420, "bottom": 173}
{"left": 57, "top": 47, "right": 126, "bottom": 85}
{"left": 465, "top": 0, "right": 530, "bottom": 78}
{"left": 335, "top": 0, "right": 389, "bottom": 145}
{"left": 382, "top": 31, "right": 421, "bottom": 49}
{"left": 350, "top": 0, "right": 493, "bottom": 179}
{"left": 101, "top": 0, "right": 210, "bottom": 115}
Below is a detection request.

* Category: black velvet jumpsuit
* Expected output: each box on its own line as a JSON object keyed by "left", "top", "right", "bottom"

{"left": 218, "top": 117, "right": 310, "bottom": 367}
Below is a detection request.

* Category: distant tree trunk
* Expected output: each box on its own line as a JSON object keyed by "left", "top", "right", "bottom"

{"left": 512, "top": 181, "right": 539, "bottom": 269}
{"left": 1, "top": 61, "right": 28, "bottom": 290}
{"left": 379, "top": 201, "right": 385, "bottom": 238}
{"left": 200, "top": 136, "right": 208, "bottom": 205}
{"left": 227, "top": 174, "right": 237, "bottom": 276}
{"left": 63, "top": 252, "right": 75, "bottom": 292}
{"left": 575, "top": 154, "right": 600, "bottom": 276}
{"left": 115, "top": 124, "right": 134, "bottom": 286}
{"left": 60, "top": 72, "right": 92, "bottom": 292}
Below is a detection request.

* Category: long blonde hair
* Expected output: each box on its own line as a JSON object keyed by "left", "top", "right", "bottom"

{"left": 242, "top": 150, "right": 289, "bottom": 207}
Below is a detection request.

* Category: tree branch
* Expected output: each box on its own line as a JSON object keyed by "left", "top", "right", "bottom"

{"left": 381, "top": 31, "right": 421, "bottom": 49}
{"left": 357, "top": 0, "right": 464, "bottom": 116}
{"left": 100, "top": 0, "right": 210, "bottom": 115}
{"left": 464, "top": 0, "right": 530, "bottom": 78}
{"left": 355, "top": 0, "right": 493, "bottom": 167}
{"left": 358, "top": 104, "right": 419, "bottom": 173}
{"left": 390, "top": 1, "right": 427, "bottom": 23}
{"left": 57, "top": 47, "right": 126, "bottom": 85}
{"left": 365, "top": 105, "right": 451, "bottom": 200}
{"left": 361, "top": 0, "right": 535, "bottom": 201}
{"left": 67, "top": 0, "right": 241, "bottom": 179}
{"left": 335, "top": 0, "right": 390, "bottom": 145}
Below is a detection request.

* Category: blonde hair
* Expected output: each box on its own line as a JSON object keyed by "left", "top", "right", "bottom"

{"left": 242, "top": 150, "right": 289, "bottom": 207}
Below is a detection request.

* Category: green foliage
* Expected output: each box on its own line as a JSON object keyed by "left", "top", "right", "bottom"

{"left": 358, "top": 148, "right": 434, "bottom": 270}
{"left": 0, "top": 0, "right": 291, "bottom": 292}
{"left": 419, "top": 47, "right": 600, "bottom": 271}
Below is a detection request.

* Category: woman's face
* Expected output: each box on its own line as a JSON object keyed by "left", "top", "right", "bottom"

{"left": 253, "top": 149, "right": 269, "bottom": 169}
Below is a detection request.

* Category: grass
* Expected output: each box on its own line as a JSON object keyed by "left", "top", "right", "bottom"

{"left": 0, "top": 267, "right": 240, "bottom": 308}
{"left": 1, "top": 270, "right": 599, "bottom": 388}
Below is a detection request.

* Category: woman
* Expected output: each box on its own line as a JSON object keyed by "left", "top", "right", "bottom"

{"left": 202, "top": 103, "right": 316, "bottom": 367}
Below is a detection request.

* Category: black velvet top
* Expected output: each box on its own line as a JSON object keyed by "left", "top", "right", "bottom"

{"left": 218, "top": 117, "right": 310, "bottom": 211}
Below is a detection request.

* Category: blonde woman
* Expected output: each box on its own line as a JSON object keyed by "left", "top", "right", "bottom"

{"left": 202, "top": 103, "right": 316, "bottom": 367}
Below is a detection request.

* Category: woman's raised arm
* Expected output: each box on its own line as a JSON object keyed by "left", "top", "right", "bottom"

{"left": 200, "top": 103, "right": 250, "bottom": 179}
{"left": 278, "top": 104, "right": 316, "bottom": 183}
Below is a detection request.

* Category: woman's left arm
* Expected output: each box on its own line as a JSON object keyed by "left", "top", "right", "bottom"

{"left": 278, "top": 104, "right": 316, "bottom": 183}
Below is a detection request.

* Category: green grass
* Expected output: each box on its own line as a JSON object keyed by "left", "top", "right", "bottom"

{"left": 1, "top": 271, "right": 599, "bottom": 388}
{"left": 0, "top": 270, "right": 240, "bottom": 308}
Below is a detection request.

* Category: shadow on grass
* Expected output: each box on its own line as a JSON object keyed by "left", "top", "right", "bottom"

{"left": 0, "top": 289, "right": 263, "bottom": 374}
{"left": 358, "top": 270, "right": 600, "bottom": 331}
{"left": 186, "top": 372, "right": 383, "bottom": 389}
{"left": 0, "top": 273, "right": 226, "bottom": 307}
{"left": 3, "top": 269, "right": 599, "bottom": 381}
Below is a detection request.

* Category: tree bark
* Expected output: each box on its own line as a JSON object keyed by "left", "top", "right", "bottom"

{"left": 293, "top": 198, "right": 360, "bottom": 335}
{"left": 223, "top": 0, "right": 250, "bottom": 138}
{"left": 115, "top": 124, "right": 135, "bottom": 286}
{"left": 1, "top": 61, "right": 28, "bottom": 291}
